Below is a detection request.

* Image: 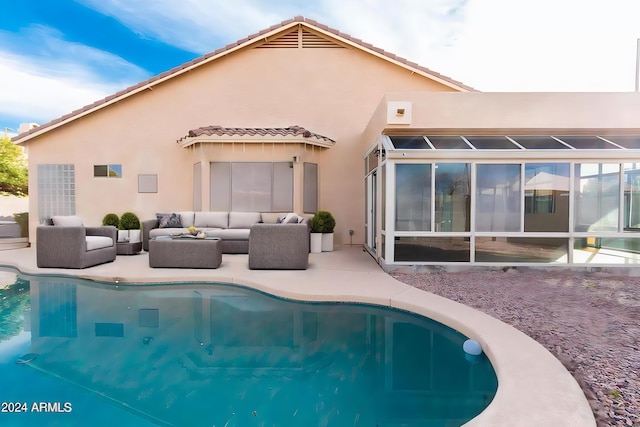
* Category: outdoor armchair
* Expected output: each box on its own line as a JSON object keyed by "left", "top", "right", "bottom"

{"left": 248, "top": 222, "right": 310, "bottom": 270}
{"left": 36, "top": 224, "right": 117, "bottom": 269}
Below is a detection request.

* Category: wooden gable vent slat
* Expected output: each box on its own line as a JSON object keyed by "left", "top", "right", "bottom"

{"left": 257, "top": 28, "right": 299, "bottom": 48}
{"left": 257, "top": 27, "right": 344, "bottom": 49}
{"left": 302, "top": 30, "right": 343, "bottom": 48}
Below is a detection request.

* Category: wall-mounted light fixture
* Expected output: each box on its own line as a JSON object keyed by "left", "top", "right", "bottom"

{"left": 293, "top": 156, "right": 300, "bottom": 163}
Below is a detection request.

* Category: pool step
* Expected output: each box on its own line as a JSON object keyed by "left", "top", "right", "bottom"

{"left": 0, "top": 237, "right": 29, "bottom": 250}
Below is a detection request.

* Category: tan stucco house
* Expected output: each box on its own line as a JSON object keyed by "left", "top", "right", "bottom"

{"left": 13, "top": 16, "right": 640, "bottom": 267}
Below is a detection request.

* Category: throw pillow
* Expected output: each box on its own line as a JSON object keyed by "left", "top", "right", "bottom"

{"left": 283, "top": 213, "right": 300, "bottom": 224}
{"left": 276, "top": 214, "right": 287, "bottom": 224}
{"left": 156, "top": 213, "right": 182, "bottom": 228}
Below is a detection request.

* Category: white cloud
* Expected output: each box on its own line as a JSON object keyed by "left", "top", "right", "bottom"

{"left": 77, "top": 0, "right": 287, "bottom": 53}
{"left": 0, "top": 25, "right": 149, "bottom": 125}
{"left": 441, "top": 0, "right": 640, "bottom": 91}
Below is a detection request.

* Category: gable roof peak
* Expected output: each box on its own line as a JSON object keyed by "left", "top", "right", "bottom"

{"left": 13, "top": 16, "right": 474, "bottom": 144}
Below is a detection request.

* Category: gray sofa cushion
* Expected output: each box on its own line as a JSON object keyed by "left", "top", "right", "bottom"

{"left": 260, "top": 212, "right": 283, "bottom": 224}
{"left": 194, "top": 212, "right": 228, "bottom": 228}
{"left": 52, "top": 215, "right": 84, "bottom": 227}
{"left": 229, "top": 212, "right": 261, "bottom": 229}
{"left": 86, "top": 235, "right": 113, "bottom": 251}
{"left": 177, "top": 211, "right": 195, "bottom": 228}
{"left": 205, "top": 228, "right": 250, "bottom": 240}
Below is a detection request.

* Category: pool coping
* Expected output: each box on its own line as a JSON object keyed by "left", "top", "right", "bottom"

{"left": 0, "top": 246, "right": 596, "bottom": 426}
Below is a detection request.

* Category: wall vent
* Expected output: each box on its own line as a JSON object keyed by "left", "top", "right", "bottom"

{"left": 257, "top": 26, "right": 344, "bottom": 49}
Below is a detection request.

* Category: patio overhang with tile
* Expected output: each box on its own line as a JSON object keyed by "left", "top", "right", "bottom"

{"left": 177, "top": 125, "right": 336, "bottom": 149}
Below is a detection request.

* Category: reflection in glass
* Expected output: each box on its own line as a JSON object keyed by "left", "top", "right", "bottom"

{"left": 573, "top": 238, "right": 640, "bottom": 264}
{"left": 394, "top": 237, "right": 470, "bottom": 262}
{"left": 475, "top": 164, "right": 521, "bottom": 232}
{"left": 389, "top": 135, "right": 429, "bottom": 149}
{"left": 435, "top": 163, "right": 470, "bottom": 231}
{"left": 396, "top": 164, "right": 431, "bottom": 231}
{"left": 475, "top": 237, "right": 568, "bottom": 263}
{"left": 574, "top": 163, "right": 620, "bottom": 231}
{"left": 2, "top": 274, "right": 498, "bottom": 426}
{"left": 524, "top": 163, "right": 569, "bottom": 232}
{"left": 624, "top": 163, "right": 640, "bottom": 230}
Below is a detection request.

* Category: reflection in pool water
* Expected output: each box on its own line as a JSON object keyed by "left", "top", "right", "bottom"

{"left": 0, "top": 272, "right": 497, "bottom": 426}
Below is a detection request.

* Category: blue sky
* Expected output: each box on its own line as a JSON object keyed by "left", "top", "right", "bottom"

{"left": 2, "top": 0, "right": 640, "bottom": 136}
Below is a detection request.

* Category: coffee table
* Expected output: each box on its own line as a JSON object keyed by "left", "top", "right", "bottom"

{"left": 148, "top": 237, "right": 222, "bottom": 268}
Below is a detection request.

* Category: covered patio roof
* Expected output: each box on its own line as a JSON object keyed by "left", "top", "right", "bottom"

{"left": 177, "top": 125, "right": 336, "bottom": 148}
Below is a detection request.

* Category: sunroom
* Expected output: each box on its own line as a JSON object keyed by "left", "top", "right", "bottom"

{"left": 365, "top": 134, "right": 640, "bottom": 267}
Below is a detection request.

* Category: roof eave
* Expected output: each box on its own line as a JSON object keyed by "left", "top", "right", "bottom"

{"left": 178, "top": 135, "right": 336, "bottom": 149}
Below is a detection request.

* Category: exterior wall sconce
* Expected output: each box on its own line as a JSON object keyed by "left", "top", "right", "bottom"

{"left": 293, "top": 156, "right": 301, "bottom": 163}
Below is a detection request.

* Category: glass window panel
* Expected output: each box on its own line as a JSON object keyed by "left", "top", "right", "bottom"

{"left": 93, "top": 165, "right": 108, "bottom": 177}
{"left": 435, "top": 163, "right": 470, "bottom": 231}
{"left": 427, "top": 136, "right": 471, "bottom": 149}
{"left": 389, "top": 136, "right": 430, "bottom": 150}
{"left": 475, "top": 237, "right": 568, "bottom": 263}
{"left": 605, "top": 136, "right": 640, "bottom": 149}
{"left": 510, "top": 136, "right": 571, "bottom": 149}
{"left": 272, "top": 162, "right": 293, "bottom": 211}
{"left": 574, "top": 163, "right": 620, "bottom": 232}
{"left": 394, "top": 237, "right": 470, "bottom": 262}
{"left": 303, "top": 163, "right": 318, "bottom": 214}
{"left": 366, "top": 149, "right": 378, "bottom": 173}
{"left": 231, "top": 163, "right": 272, "bottom": 211}
{"left": 573, "top": 238, "right": 640, "bottom": 264}
{"left": 465, "top": 136, "right": 519, "bottom": 150}
{"left": 381, "top": 164, "right": 386, "bottom": 231}
{"left": 108, "top": 164, "right": 122, "bottom": 177}
{"left": 557, "top": 136, "right": 619, "bottom": 149}
{"left": 524, "top": 163, "right": 569, "bottom": 232}
{"left": 475, "top": 164, "right": 521, "bottom": 232}
{"left": 624, "top": 163, "right": 640, "bottom": 230}
{"left": 395, "top": 164, "right": 431, "bottom": 231}
{"left": 210, "top": 162, "right": 230, "bottom": 211}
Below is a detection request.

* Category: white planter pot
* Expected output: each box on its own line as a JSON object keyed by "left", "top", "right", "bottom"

{"left": 310, "top": 233, "right": 322, "bottom": 253}
{"left": 128, "top": 229, "right": 141, "bottom": 243}
{"left": 117, "top": 230, "right": 128, "bottom": 243}
{"left": 321, "top": 233, "right": 334, "bottom": 252}
{"left": 118, "top": 229, "right": 141, "bottom": 243}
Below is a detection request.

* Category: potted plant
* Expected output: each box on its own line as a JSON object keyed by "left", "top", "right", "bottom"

{"left": 102, "top": 213, "right": 120, "bottom": 228}
{"left": 119, "top": 211, "right": 141, "bottom": 243}
{"left": 309, "top": 213, "right": 324, "bottom": 253}
{"left": 315, "top": 210, "right": 335, "bottom": 252}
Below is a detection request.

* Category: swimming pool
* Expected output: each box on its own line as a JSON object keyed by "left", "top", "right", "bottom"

{"left": 0, "top": 270, "right": 497, "bottom": 426}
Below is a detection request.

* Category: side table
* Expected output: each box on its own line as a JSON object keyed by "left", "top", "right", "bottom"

{"left": 117, "top": 241, "right": 142, "bottom": 255}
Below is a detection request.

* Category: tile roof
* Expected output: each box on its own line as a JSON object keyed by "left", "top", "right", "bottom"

{"left": 13, "top": 16, "right": 475, "bottom": 144}
{"left": 179, "top": 125, "right": 335, "bottom": 145}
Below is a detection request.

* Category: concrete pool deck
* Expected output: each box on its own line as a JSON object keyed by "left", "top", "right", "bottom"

{"left": 0, "top": 244, "right": 595, "bottom": 426}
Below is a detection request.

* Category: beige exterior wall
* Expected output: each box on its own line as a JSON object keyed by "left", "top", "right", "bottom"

{"left": 367, "top": 91, "right": 640, "bottom": 134}
{"left": 23, "top": 39, "right": 456, "bottom": 243}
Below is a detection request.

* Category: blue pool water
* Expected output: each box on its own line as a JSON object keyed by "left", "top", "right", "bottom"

{"left": 0, "top": 270, "right": 497, "bottom": 426}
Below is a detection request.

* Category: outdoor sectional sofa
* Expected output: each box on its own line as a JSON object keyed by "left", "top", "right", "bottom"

{"left": 142, "top": 211, "right": 310, "bottom": 255}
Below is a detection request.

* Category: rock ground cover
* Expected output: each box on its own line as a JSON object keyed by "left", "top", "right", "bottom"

{"left": 391, "top": 269, "right": 640, "bottom": 427}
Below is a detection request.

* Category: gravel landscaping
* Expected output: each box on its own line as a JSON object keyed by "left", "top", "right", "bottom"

{"left": 391, "top": 268, "right": 640, "bottom": 427}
